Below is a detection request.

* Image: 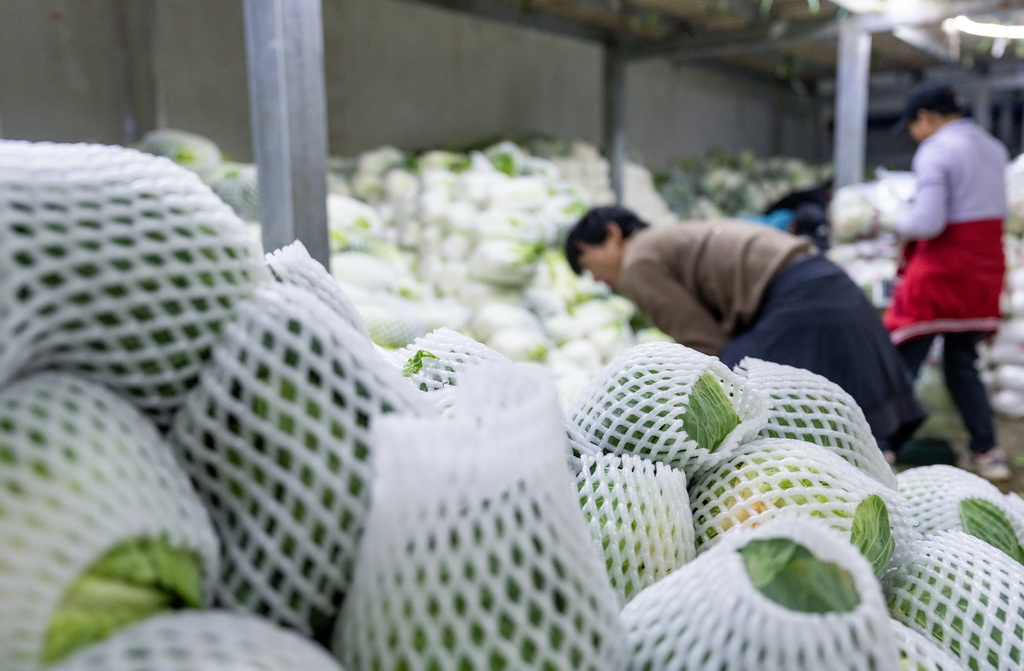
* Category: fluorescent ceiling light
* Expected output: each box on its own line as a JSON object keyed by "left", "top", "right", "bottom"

{"left": 830, "top": 0, "right": 887, "bottom": 11}
{"left": 944, "top": 15, "right": 1024, "bottom": 39}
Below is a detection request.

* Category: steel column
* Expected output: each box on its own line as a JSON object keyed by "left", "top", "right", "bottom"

{"left": 243, "top": 0, "right": 330, "bottom": 266}
{"left": 603, "top": 41, "right": 627, "bottom": 205}
{"left": 833, "top": 19, "right": 872, "bottom": 188}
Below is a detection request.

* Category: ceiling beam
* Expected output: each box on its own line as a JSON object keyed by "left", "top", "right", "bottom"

{"left": 625, "top": 16, "right": 840, "bottom": 61}
{"left": 391, "top": 0, "right": 676, "bottom": 42}
{"left": 391, "top": 0, "right": 609, "bottom": 42}
{"left": 891, "top": 26, "right": 959, "bottom": 63}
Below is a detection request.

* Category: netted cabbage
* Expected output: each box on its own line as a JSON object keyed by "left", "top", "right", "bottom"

{"left": 0, "top": 139, "right": 270, "bottom": 427}
{"left": 170, "top": 282, "right": 430, "bottom": 642}
{"left": 50, "top": 611, "right": 344, "bottom": 671}
{"left": 345, "top": 287, "right": 427, "bottom": 350}
{"left": 265, "top": 241, "right": 368, "bottom": 336}
{"left": 0, "top": 373, "right": 219, "bottom": 669}
{"left": 620, "top": 515, "right": 901, "bottom": 671}
{"left": 885, "top": 530, "right": 1024, "bottom": 671}
{"left": 393, "top": 327, "right": 513, "bottom": 394}
{"left": 199, "top": 161, "right": 260, "bottom": 222}
{"left": 897, "top": 465, "right": 1024, "bottom": 566}
{"left": 575, "top": 453, "right": 695, "bottom": 605}
{"left": 568, "top": 342, "right": 769, "bottom": 479}
{"left": 134, "top": 128, "right": 222, "bottom": 172}
{"left": 735, "top": 357, "right": 896, "bottom": 488}
{"left": 335, "top": 364, "right": 626, "bottom": 671}
{"left": 689, "top": 437, "right": 917, "bottom": 578}
{"left": 889, "top": 618, "right": 970, "bottom": 671}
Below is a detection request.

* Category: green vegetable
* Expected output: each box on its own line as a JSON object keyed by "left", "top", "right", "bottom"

{"left": 739, "top": 538, "right": 859, "bottom": 614}
{"left": 681, "top": 372, "right": 741, "bottom": 453}
{"left": 849, "top": 495, "right": 894, "bottom": 579}
{"left": 402, "top": 350, "right": 440, "bottom": 377}
{"left": 958, "top": 498, "right": 1024, "bottom": 566}
{"left": 42, "top": 538, "right": 202, "bottom": 664}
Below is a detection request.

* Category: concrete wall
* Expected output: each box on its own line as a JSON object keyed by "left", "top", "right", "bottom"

{"left": 0, "top": 0, "right": 828, "bottom": 169}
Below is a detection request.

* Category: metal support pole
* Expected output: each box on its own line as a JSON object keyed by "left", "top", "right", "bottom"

{"left": 603, "top": 41, "right": 627, "bottom": 205}
{"left": 999, "top": 93, "right": 1014, "bottom": 149}
{"left": 114, "top": 0, "right": 157, "bottom": 144}
{"left": 833, "top": 19, "right": 872, "bottom": 188}
{"left": 244, "top": 0, "right": 330, "bottom": 266}
{"left": 973, "top": 75, "right": 993, "bottom": 133}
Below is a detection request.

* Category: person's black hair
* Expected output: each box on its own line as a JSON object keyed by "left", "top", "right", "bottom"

{"left": 564, "top": 205, "right": 650, "bottom": 275}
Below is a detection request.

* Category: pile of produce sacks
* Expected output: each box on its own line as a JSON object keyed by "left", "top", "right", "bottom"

{"left": 8, "top": 138, "right": 1024, "bottom": 671}
{"left": 656, "top": 150, "right": 831, "bottom": 220}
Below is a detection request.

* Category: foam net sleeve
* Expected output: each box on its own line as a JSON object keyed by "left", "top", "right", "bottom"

{"left": 897, "top": 465, "right": 1024, "bottom": 542}
{"left": 334, "top": 364, "right": 626, "bottom": 671}
{"left": 620, "top": 515, "right": 901, "bottom": 671}
{"left": 566, "top": 415, "right": 604, "bottom": 473}
{"left": 885, "top": 530, "right": 1024, "bottom": 671}
{"left": 689, "top": 437, "right": 918, "bottom": 571}
{"left": 0, "top": 140, "right": 270, "bottom": 427}
{"left": 567, "top": 342, "right": 769, "bottom": 479}
{"left": 575, "top": 453, "right": 695, "bottom": 605}
{"left": 889, "top": 618, "right": 970, "bottom": 671}
{"left": 50, "top": 611, "right": 345, "bottom": 671}
{"left": 169, "top": 282, "right": 431, "bottom": 642}
{"left": 0, "top": 372, "right": 219, "bottom": 671}
{"left": 265, "top": 241, "right": 369, "bottom": 337}
{"left": 735, "top": 357, "right": 896, "bottom": 489}
{"left": 392, "top": 327, "right": 512, "bottom": 393}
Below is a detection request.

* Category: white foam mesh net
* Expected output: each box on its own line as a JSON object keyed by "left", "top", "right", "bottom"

{"left": 620, "top": 515, "right": 901, "bottom": 671}
{"left": 0, "top": 372, "right": 219, "bottom": 671}
{"left": 392, "top": 327, "right": 512, "bottom": 393}
{"left": 575, "top": 453, "right": 695, "bottom": 605}
{"left": 889, "top": 618, "right": 969, "bottom": 671}
{"left": 897, "top": 465, "right": 1024, "bottom": 542}
{"left": 335, "top": 365, "right": 626, "bottom": 671}
{"left": 566, "top": 415, "right": 603, "bottom": 473}
{"left": 734, "top": 357, "right": 895, "bottom": 488}
{"left": 885, "top": 530, "right": 1024, "bottom": 671}
{"left": 567, "top": 342, "right": 769, "bottom": 479}
{"left": 51, "top": 611, "right": 344, "bottom": 671}
{"left": 0, "top": 140, "right": 270, "bottom": 427}
{"left": 689, "top": 437, "right": 918, "bottom": 570}
{"left": 265, "top": 241, "right": 369, "bottom": 337}
{"left": 170, "top": 282, "right": 430, "bottom": 641}
{"left": 349, "top": 290, "right": 426, "bottom": 349}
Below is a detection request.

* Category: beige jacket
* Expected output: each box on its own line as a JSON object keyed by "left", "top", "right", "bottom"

{"left": 614, "top": 220, "right": 814, "bottom": 355}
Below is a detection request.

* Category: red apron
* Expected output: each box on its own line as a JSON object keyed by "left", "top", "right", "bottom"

{"left": 884, "top": 218, "right": 1005, "bottom": 345}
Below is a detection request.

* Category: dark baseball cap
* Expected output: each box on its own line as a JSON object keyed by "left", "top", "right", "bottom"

{"left": 892, "top": 82, "right": 963, "bottom": 133}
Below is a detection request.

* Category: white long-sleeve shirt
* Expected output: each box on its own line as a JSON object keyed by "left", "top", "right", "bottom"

{"left": 897, "top": 118, "right": 1009, "bottom": 240}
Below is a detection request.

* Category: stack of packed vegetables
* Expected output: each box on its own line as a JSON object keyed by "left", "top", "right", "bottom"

{"left": 137, "top": 130, "right": 676, "bottom": 404}
{"left": 6, "top": 137, "right": 1024, "bottom": 671}
{"left": 655, "top": 150, "right": 831, "bottom": 221}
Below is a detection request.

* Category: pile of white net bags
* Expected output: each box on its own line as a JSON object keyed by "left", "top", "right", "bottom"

{"left": 10, "top": 138, "right": 1024, "bottom": 671}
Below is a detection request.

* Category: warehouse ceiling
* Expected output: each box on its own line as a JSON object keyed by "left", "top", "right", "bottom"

{"left": 401, "top": 0, "right": 1024, "bottom": 87}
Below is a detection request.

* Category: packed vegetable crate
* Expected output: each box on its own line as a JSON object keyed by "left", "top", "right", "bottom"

{"left": 6, "top": 137, "right": 1024, "bottom": 671}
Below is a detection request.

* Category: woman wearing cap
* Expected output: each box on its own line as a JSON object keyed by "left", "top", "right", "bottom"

{"left": 564, "top": 206, "right": 926, "bottom": 464}
{"left": 887, "top": 81, "right": 1011, "bottom": 481}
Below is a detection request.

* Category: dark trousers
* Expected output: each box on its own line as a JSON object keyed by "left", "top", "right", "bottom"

{"left": 898, "top": 332, "right": 996, "bottom": 454}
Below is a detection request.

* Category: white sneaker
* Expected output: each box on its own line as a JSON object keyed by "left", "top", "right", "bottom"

{"left": 970, "top": 448, "right": 1012, "bottom": 482}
